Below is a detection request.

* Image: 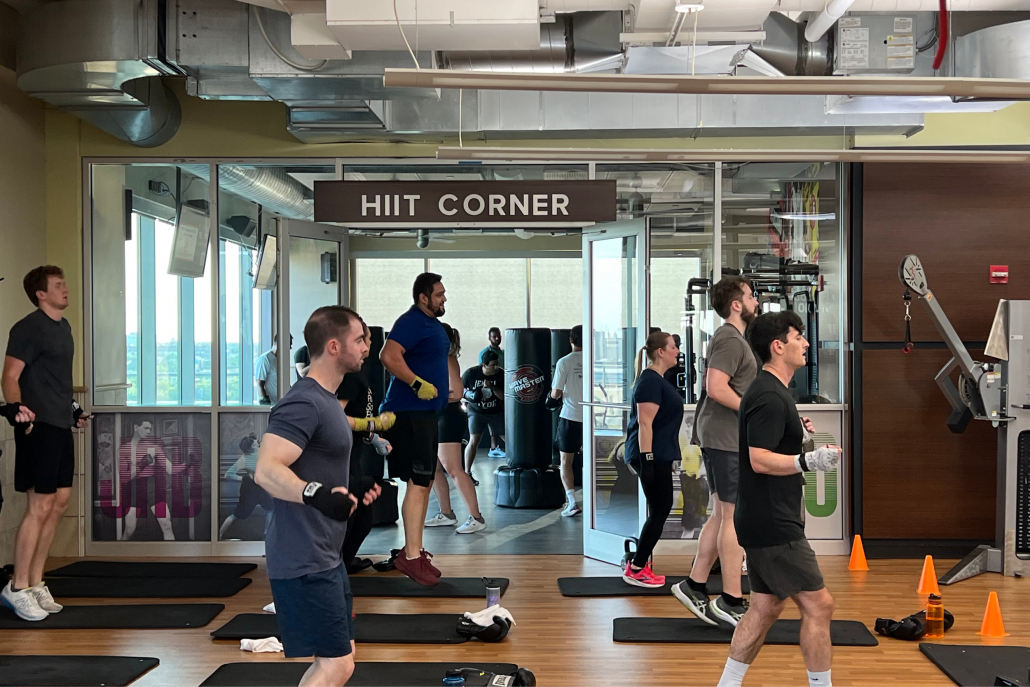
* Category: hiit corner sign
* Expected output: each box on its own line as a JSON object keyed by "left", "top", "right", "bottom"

{"left": 313, "top": 180, "right": 617, "bottom": 224}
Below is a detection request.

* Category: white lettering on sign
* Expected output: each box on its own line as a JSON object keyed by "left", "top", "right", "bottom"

{"left": 361, "top": 195, "right": 380, "bottom": 217}
{"left": 463, "top": 194, "right": 485, "bottom": 216}
{"left": 403, "top": 194, "right": 420, "bottom": 214}
{"left": 552, "top": 194, "right": 569, "bottom": 215}
{"left": 511, "top": 194, "right": 529, "bottom": 215}
{"left": 488, "top": 194, "right": 506, "bottom": 216}
{"left": 439, "top": 194, "right": 458, "bottom": 216}
{"left": 532, "top": 194, "right": 548, "bottom": 216}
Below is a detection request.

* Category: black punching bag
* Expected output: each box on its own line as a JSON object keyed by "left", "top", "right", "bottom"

{"left": 504, "top": 328, "right": 552, "bottom": 469}
{"left": 549, "top": 329, "right": 571, "bottom": 464}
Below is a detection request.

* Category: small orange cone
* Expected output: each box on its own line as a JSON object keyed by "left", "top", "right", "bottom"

{"left": 917, "top": 555, "right": 941, "bottom": 596}
{"left": 848, "top": 535, "right": 869, "bottom": 571}
{"left": 977, "top": 591, "right": 1009, "bottom": 638}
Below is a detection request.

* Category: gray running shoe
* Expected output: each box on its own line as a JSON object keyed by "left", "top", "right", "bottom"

{"left": 709, "top": 595, "right": 749, "bottom": 627}
{"left": 671, "top": 580, "right": 717, "bottom": 626}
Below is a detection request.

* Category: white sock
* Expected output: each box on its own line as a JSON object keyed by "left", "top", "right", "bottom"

{"left": 565, "top": 489, "right": 576, "bottom": 504}
{"left": 807, "top": 670, "right": 831, "bottom": 687}
{"left": 717, "top": 658, "right": 749, "bottom": 687}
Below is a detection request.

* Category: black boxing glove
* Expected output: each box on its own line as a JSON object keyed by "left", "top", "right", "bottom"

{"left": 463, "top": 388, "right": 484, "bottom": 404}
{"left": 456, "top": 667, "right": 536, "bottom": 687}
{"left": 0, "top": 403, "right": 25, "bottom": 427}
{"left": 72, "top": 401, "right": 85, "bottom": 423}
{"left": 301, "top": 482, "right": 354, "bottom": 521}
{"left": 874, "top": 615, "right": 926, "bottom": 641}
{"left": 544, "top": 395, "right": 562, "bottom": 411}
{"left": 456, "top": 615, "right": 511, "bottom": 643}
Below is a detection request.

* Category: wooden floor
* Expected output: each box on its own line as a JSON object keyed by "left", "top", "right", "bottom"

{"left": 5, "top": 554, "right": 1029, "bottom": 686}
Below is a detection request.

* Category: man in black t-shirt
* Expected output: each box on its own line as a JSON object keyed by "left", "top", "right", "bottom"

{"left": 717, "top": 312, "right": 842, "bottom": 687}
{"left": 461, "top": 350, "right": 503, "bottom": 480}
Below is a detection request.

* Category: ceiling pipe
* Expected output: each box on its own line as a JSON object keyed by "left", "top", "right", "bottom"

{"left": 804, "top": 0, "right": 856, "bottom": 42}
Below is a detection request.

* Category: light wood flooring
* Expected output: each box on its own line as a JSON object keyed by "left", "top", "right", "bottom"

{"left": 3, "top": 554, "right": 1029, "bottom": 686}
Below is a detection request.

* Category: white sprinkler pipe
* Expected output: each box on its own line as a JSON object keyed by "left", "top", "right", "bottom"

{"left": 804, "top": 0, "right": 856, "bottom": 42}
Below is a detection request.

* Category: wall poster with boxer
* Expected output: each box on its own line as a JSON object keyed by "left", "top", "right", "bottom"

{"left": 217, "top": 412, "right": 271, "bottom": 541}
{"left": 92, "top": 413, "right": 212, "bottom": 542}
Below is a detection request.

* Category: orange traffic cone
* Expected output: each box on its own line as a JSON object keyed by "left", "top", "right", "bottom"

{"left": 977, "top": 591, "right": 1009, "bottom": 638}
{"left": 849, "top": 535, "right": 869, "bottom": 571}
{"left": 917, "top": 555, "right": 941, "bottom": 596}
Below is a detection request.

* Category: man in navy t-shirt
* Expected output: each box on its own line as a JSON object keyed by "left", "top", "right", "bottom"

{"left": 379, "top": 272, "right": 450, "bottom": 586}
{"left": 255, "top": 305, "right": 381, "bottom": 686}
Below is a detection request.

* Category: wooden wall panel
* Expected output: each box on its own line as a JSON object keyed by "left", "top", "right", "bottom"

{"left": 862, "top": 163, "right": 1030, "bottom": 343}
{"left": 861, "top": 348, "right": 996, "bottom": 539}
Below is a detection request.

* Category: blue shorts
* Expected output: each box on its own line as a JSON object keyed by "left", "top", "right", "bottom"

{"left": 269, "top": 563, "right": 354, "bottom": 658}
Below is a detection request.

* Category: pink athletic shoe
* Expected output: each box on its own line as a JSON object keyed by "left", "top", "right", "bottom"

{"left": 622, "top": 562, "right": 666, "bottom": 588}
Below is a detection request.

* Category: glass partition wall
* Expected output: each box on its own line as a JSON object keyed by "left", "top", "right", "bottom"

{"left": 83, "top": 159, "right": 847, "bottom": 556}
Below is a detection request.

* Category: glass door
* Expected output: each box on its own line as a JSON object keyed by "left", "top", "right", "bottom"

{"left": 582, "top": 220, "right": 648, "bottom": 564}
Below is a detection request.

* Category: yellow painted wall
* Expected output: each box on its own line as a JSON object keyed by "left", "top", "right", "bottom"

{"left": 857, "top": 102, "right": 1030, "bottom": 148}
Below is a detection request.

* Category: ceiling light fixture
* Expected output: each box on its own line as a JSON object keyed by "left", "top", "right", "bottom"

{"left": 675, "top": 1, "right": 705, "bottom": 12}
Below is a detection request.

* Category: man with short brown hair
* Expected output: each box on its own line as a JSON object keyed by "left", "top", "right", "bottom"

{"left": 2, "top": 266, "right": 88, "bottom": 621}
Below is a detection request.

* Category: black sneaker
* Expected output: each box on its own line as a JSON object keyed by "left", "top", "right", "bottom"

{"left": 709, "top": 595, "right": 749, "bottom": 627}
{"left": 372, "top": 549, "right": 402, "bottom": 572}
{"left": 671, "top": 581, "right": 717, "bottom": 626}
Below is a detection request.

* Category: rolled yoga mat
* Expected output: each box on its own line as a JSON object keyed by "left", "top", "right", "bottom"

{"left": 211, "top": 613, "right": 466, "bottom": 644}
{"left": 0, "top": 603, "right": 224, "bottom": 630}
{"left": 613, "top": 617, "right": 878, "bottom": 646}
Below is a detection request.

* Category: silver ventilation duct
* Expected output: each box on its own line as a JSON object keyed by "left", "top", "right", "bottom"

{"left": 183, "top": 165, "right": 314, "bottom": 219}
{"left": 750, "top": 12, "right": 833, "bottom": 77}
{"left": 441, "top": 11, "right": 623, "bottom": 74}
{"left": 957, "top": 19, "right": 1030, "bottom": 79}
{"left": 17, "top": 0, "right": 182, "bottom": 147}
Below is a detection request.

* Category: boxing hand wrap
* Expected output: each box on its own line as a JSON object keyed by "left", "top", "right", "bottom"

{"left": 797, "top": 446, "right": 840, "bottom": 472}
{"left": 481, "top": 387, "right": 493, "bottom": 400}
{"left": 348, "top": 476, "right": 380, "bottom": 511}
{"left": 72, "top": 401, "right": 86, "bottom": 423}
{"left": 301, "top": 482, "right": 354, "bottom": 521}
{"left": 0, "top": 403, "right": 25, "bottom": 427}
{"left": 543, "top": 395, "right": 562, "bottom": 411}
{"left": 353, "top": 412, "right": 396, "bottom": 434}
{"left": 370, "top": 434, "right": 391, "bottom": 456}
{"left": 409, "top": 376, "right": 438, "bottom": 400}
{"left": 464, "top": 388, "right": 483, "bottom": 404}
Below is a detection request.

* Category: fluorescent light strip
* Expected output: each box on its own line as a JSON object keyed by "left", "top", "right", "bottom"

{"left": 435, "top": 147, "right": 1030, "bottom": 164}
{"left": 384, "top": 69, "right": 1030, "bottom": 100}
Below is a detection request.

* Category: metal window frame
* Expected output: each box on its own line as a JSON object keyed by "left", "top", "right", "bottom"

{"left": 81, "top": 155, "right": 850, "bottom": 558}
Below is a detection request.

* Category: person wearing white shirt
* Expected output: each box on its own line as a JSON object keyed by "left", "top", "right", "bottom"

{"left": 547, "top": 325, "right": 584, "bottom": 517}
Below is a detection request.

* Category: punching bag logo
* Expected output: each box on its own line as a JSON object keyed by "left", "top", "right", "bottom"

{"left": 509, "top": 365, "right": 546, "bottom": 404}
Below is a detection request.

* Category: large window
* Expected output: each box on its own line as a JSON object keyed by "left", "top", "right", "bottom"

{"left": 529, "top": 258, "right": 583, "bottom": 330}
{"left": 353, "top": 258, "right": 425, "bottom": 332}
{"left": 91, "top": 164, "right": 212, "bottom": 406}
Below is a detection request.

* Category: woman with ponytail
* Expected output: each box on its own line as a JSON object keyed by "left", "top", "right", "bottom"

{"left": 623, "top": 331, "right": 684, "bottom": 588}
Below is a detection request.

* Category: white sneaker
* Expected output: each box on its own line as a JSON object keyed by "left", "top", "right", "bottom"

{"left": 425, "top": 512, "right": 458, "bottom": 527}
{"left": 455, "top": 515, "right": 487, "bottom": 534}
{"left": 1, "top": 582, "right": 48, "bottom": 621}
{"left": 30, "top": 583, "right": 63, "bottom": 613}
{"left": 561, "top": 502, "right": 582, "bottom": 517}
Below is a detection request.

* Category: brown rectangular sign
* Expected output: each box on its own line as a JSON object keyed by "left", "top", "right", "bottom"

{"left": 314, "top": 180, "right": 617, "bottom": 224}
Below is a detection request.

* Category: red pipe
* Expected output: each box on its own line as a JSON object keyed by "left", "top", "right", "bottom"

{"left": 932, "top": 0, "right": 948, "bottom": 71}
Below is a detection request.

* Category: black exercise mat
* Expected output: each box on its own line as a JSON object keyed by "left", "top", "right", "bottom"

{"left": 211, "top": 613, "right": 466, "bottom": 644}
{"left": 201, "top": 662, "right": 520, "bottom": 687}
{"left": 349, "top": 576, "right": 508, "bottom": 598}
{"left": 43, "top": 576, "right": 251, "bottom": 598}
{"left": 0, "top": 603, "right": 223, "bottom": 629}
{"left": 558, "top": 575, "right": 749, "bottom": 597}
{"left": 0, "top": 656, "right": 159, "bottom": 686}
{"left": 613, "top": 617, "right": 878, "bottom": 646}
{"left": 46, "top": 561, "right": 256, "bottom": 579}
{"left": 920, "top": 644, "right": 1030, "bottom": 686}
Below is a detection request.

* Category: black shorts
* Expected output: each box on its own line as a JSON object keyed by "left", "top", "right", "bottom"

{"left": 701, "top": 447, "right": 739, "bottom": 504}
{"left": 556, "top": 417, "right": 583, "bottom": 454}
{"left": 468, "top": 412, "right": 503, "bottom": 437}
{"left": 14, "top": 422, "right": 75, "bottom": 494}
{"left": 233, "top": 474, "right": 274, "bottom": 519}
{"left": 384, "top": 411, "right": 439, "bottom": 487}
{"left": 437, "top": 403, "right": 466, "bottom": 444}
{"left": 745, "top": 539, "right": 825, "bottom": 601}
{"left": 269, "top": 563, "right": 354, "bottom": 658}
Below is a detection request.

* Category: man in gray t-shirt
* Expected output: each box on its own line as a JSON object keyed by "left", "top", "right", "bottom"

{"left": 255, "top": 306, "right": 382, "bottom": 686}
{"left": 674, "top": 277, "right": 759, "bottom": 629}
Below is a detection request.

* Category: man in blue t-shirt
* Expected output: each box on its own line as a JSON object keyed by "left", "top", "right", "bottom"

{"left": 379, "top": 272, "right": 450, "bottom": 586}
{"left": 255, "top": 305, "right": 382, "bottom": 687}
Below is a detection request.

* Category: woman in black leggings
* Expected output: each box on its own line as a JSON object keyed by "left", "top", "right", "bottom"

{"left": 623, "top": 331, "right": 683, "bottom": 588}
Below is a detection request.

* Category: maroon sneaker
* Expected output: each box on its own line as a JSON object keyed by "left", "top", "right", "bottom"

{"left": 395, "top": 553, "right": 439, "bottom": 586}
{"left": 421, "top": 549, "right": 442, "bottom": 578}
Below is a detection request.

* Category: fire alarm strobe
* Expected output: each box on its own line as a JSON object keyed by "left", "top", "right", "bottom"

{"left": 990, "top": 265, "right": 1009, "bottom": 284}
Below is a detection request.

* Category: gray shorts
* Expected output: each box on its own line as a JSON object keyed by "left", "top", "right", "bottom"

{"left": 745, "top": 539, "right": 825, "bottom": 601}
{"left": 469, "top": 412, "right": 504, "bottom": 437}
{"left": 701, "top": 448, "right": 738, "bottom": 504}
